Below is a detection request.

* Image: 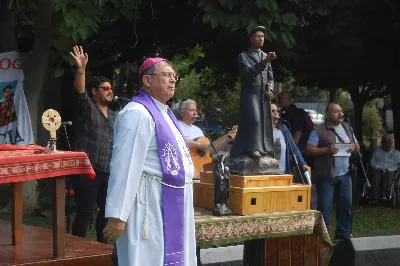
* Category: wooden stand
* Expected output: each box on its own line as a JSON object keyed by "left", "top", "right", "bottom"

{"left": 0, "top": 220, "right": 112, "bottom": 265}
{"left": 194, "top": 172, "right": 311, "bottom": 215}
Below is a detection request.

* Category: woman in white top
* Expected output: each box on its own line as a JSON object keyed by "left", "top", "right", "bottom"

{"left": 174, "top": 99, "right": 235, "bottom": 155}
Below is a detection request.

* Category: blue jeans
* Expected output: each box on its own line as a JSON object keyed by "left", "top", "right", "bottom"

{"left": 316, "top": 172, "right": 352, "bottom": 238}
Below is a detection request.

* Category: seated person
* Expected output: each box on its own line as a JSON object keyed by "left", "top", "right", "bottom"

{"left": 369, "top": 134, "right": 400, "bottom": 200}
{"left": 174, "top": 99, "right": 235, "bottom": 155}
{"left": 271, "top": 103, "right": 311, "bottom": 177}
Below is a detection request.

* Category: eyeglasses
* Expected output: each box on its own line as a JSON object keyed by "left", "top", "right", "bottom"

{"left": 98, "top": 86, "right": 113, "bottom": 92}
{"left": 148, "top": 71, "right": 177, "bottom": 80}
{"left": 272, "top": 109, "right": 280, "bottom": 113}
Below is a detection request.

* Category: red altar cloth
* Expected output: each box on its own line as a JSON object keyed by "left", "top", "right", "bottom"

{"left": 0, "top": 145, "right": 95, "bottom": 184}
{"left": 0, "top": 144, "right": 96, "bottom": 258}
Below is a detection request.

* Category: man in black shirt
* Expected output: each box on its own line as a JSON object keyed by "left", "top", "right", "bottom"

{"left": 278, "top": 91, "right": 309, "bottom": 152}
{"left": 69, "top": 45, "right": 116, "bottom": 243}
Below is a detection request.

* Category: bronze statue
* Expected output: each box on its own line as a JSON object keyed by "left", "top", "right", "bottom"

{"left": 212, "top": 155, "right": 232, "bottom": 216}
{"left": 228, "top": 26, "right": 280, "bottom": 175}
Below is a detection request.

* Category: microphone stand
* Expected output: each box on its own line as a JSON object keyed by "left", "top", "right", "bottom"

{"left": 279, "top": 121, "right": 307, "bottom": 184}
{"left": 346, "top": 117, "right": 371, "bottom": 188}
{"left": 346, "top": 116, "right": 370, "bottom": 235}
{"left": 196, "top": 117, "right": 219, "bottom": 156}
{"left": 62, "top": 124, "right": 73, "bottom": 234}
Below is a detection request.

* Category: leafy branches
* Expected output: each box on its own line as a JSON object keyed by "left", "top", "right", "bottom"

{"left": 198, "top": 0, "right": 330, "bottom": 48}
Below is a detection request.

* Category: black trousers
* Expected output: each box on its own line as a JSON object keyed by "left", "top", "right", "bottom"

{"left": 71, "top": 169, "right": 109, "bottom": 243}
{"left": 369, "top": 168, "right": 396, "bottom": 199}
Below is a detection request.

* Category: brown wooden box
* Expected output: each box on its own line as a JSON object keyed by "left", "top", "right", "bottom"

{"left": 193, "top": 183, "right": 311, "bottom": 215}
{"left": 200, "top": 172, "right": 293, "bottom": 187}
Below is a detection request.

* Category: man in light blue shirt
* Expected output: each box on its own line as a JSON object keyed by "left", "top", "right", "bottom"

{"left": 369, "top": 134, "right": 400, "bottom": 200}
{"left": 306, "top": 103, "right": 359, "bottom": 241}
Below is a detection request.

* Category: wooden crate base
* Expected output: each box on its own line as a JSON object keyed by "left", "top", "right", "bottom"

{"left": 200, "top": 172, "right": 293, "bottom": 187}
{"left": 194, "top": 183, "right": 311, "bottom": 215}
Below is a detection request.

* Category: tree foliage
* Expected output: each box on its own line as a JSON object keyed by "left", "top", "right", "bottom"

{"left": 198, "top": 0, "right": 330, "bottom": 49}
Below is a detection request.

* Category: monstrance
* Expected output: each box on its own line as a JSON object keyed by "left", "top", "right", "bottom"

{"left": 41, "top": 109, "right": 62, "bottom": 153}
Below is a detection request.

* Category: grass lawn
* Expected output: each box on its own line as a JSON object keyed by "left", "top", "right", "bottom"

{"left": 330, "top": 201, "right": 400, "bottom": 239}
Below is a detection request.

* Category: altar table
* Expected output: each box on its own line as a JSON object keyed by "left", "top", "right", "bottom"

{"left": 195, "top": 207, "right": 333, "bottom": 266}
{"left": 0, "top": 144, "right": 95, "bottom": 258}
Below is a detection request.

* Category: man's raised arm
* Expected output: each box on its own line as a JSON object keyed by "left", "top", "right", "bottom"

{"left": 69, "top": 45, "right": 88, "bottom": 94}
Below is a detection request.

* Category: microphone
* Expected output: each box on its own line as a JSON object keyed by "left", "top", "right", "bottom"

{"left": 113, "top": 96, "right": 131, "bottom": 103}
{"left": 194, "top": 115, "right": 203, "bottom": 122}
{"left": 61, "top": 121, "right": 72, "bottom": 126}
{"left": 338, "top": 114, "right": 345, "bottom": 119}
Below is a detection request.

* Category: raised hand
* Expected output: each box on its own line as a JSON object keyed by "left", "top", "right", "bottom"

{"left": 69, "top": 45, "right": 88, "bottom": 69}
{"left": 266, "top": 52, "right": 277, "bottom": 62}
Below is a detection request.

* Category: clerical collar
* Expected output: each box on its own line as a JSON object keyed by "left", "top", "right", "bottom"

{"left": 151, "top": 96, "right": 169, "bottom": 112}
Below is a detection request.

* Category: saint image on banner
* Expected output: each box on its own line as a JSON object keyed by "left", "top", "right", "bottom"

{"left": 0, "top": 82, "right": 17, "bottom": 127}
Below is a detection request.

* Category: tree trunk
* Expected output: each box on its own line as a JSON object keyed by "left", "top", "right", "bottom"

{"left": 0, "top": 1, "right": 17, "bottom": 52}
{"left": 329, "top": 89, "right": 337, "bottom": 102}
{"left": 0, "top": 0, "right": 16, "bottom": 213}
{"left": 351, "top": 95, "right": 365, "bottom": 149}
{"left": 347, "top": 86, "right": 367, "bottom": 150}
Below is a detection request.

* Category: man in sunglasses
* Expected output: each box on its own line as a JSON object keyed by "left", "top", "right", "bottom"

{"left": 69, "top": 45, "right": 117, "bottom": 243}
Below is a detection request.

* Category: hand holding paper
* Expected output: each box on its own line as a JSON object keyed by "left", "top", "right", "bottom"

{"left": 334, "top": 143, "right": 353, "bottom": 157}
{"left": 327, "top": 144, "right": 339, "bottom": 155}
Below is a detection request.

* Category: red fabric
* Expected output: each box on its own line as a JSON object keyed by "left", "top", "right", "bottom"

{"left": 0, "top": 144, "right": 45, "bottom": 151}
{"left": 65, "top": 189, "right": 75, "bottom": 197}
{"left": 0, "top": 147, "right": 96, "bottom": 184}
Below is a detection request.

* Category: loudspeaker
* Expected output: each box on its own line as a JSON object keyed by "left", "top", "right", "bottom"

{"left": 329, "top": 236, "right": 400, "bottom": 266}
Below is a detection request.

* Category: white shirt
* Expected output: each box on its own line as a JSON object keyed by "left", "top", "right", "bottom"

{"left": 370, "top": 147, "right": 400, "bottom": 172}
{"left": 178, "top": 120, "right": 204, "bottom": 140}
{"left": 273, "top": 128, "right": 286, "bottom": 174}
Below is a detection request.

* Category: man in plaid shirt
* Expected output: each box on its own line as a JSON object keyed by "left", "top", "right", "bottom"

{"left": 69, "top": 46, "right": 116, "bottom": 243}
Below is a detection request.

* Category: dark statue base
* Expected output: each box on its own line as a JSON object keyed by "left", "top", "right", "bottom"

{"left": 212, "top": 203, "right": 233, "bottom": 216}
{"left": 227, "top": 155, "right": 280, "bottom": 176}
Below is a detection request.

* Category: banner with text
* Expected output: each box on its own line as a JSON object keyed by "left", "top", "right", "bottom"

{"left": 0, "top": 51, "right": 33, "bottom": 145}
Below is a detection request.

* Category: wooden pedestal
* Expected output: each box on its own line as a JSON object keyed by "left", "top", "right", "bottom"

{"left": 194, "top": 172, "right": 311, "bottom": 215}
{"left": 200, "top": 172, "right": 293, "bottom": 187}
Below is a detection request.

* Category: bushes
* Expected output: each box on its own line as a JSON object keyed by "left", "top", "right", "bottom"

{"left": 362, "top": 101, "right": 384, "bottom": 147}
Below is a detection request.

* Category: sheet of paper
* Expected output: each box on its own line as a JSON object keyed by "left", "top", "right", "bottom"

{"left": 334, "top": 143, "right": 353, "bottom": 157}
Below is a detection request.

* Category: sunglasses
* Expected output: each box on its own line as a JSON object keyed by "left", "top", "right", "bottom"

{"left": 98, "top": 86, "right": 113, "bottom": 92}
{"left": 272, "top": 109, "right": 280, "bottom": 113}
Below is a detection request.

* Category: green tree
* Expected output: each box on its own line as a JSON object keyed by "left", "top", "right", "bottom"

{"left": 283, "top": 0, "right": 396, "bottom": 147}
{"left": 0, "top": 0, "right": 141, "bottom": 213}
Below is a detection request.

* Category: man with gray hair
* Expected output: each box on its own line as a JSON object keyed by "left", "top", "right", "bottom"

{"left": 103, "top": 58, "right": 197, "bottom": 265}
{"left": 369, "top": 134, "right": 400, "bottom": 200}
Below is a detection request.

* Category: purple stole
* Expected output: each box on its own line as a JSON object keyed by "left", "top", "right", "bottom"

{"left": 132, "top": 90, "right": 186, "bottom": 265}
